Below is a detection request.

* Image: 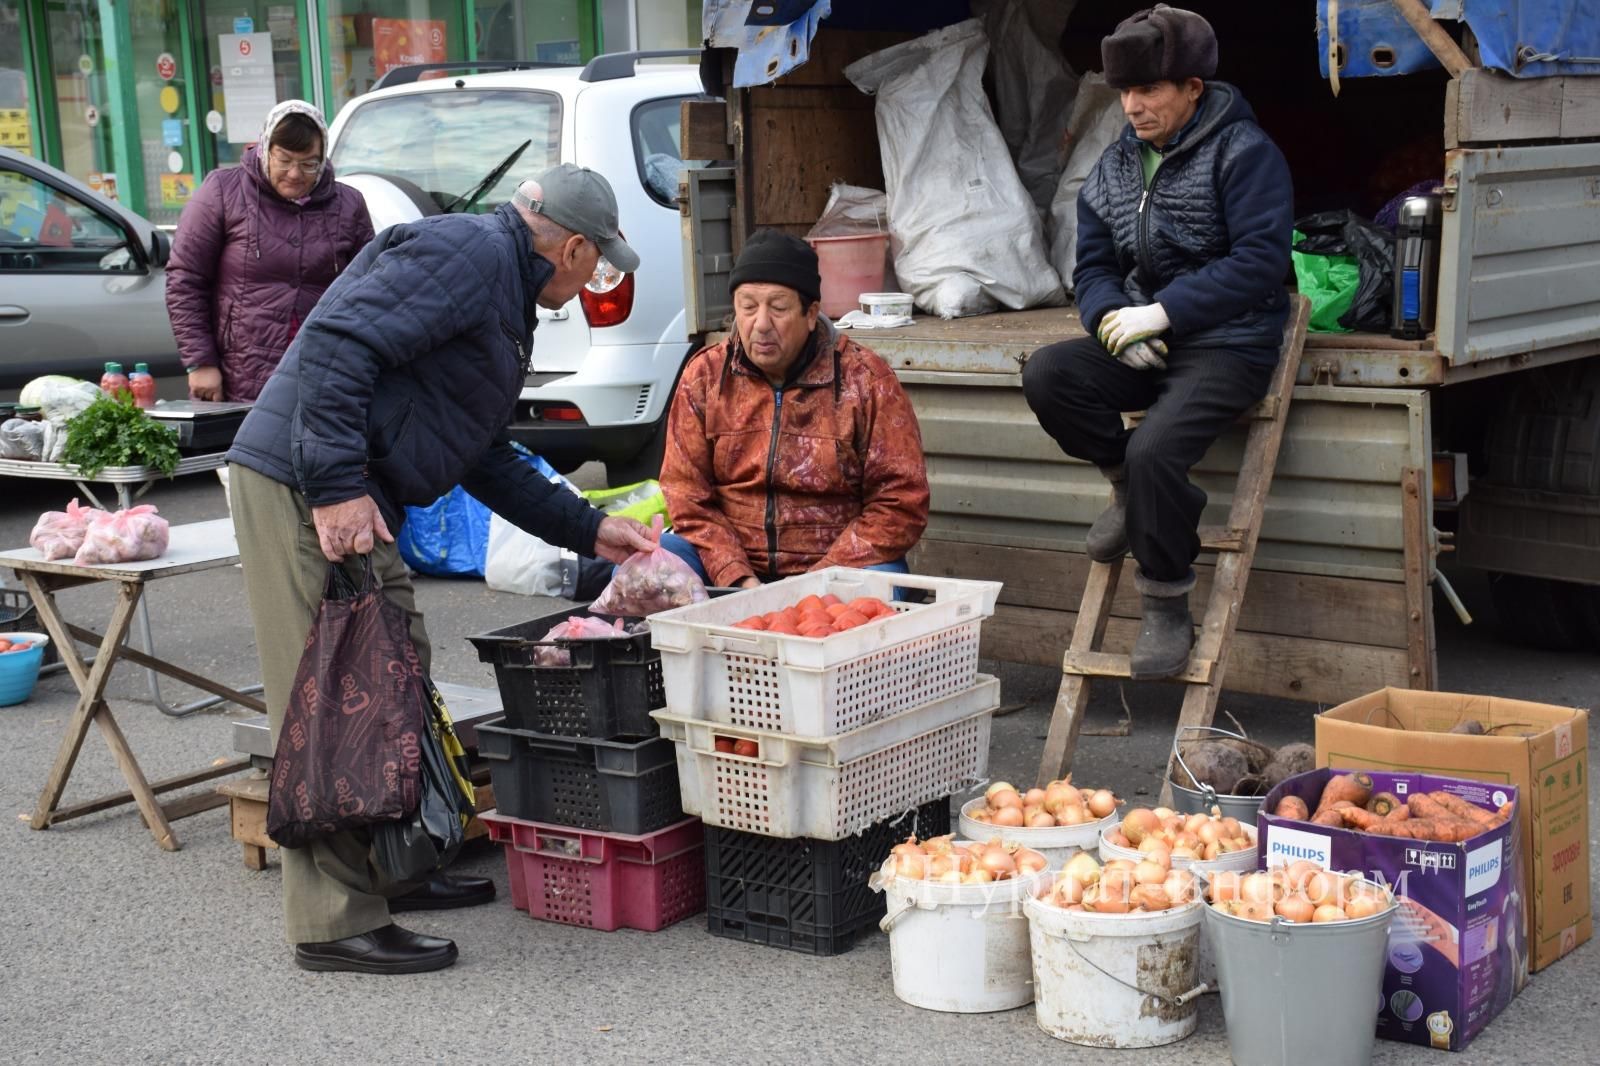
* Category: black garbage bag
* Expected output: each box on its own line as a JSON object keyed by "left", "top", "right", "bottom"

{"left": 370, "top": 678, "right": 475, "bottom": 885}
{"left": 1292, "top": 211, "right": 1394, "bottom": 332}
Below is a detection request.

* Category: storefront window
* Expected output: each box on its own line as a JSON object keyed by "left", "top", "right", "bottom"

{"left": 127, "top": 0, "right": 192, "bottom": 225}
{"left": 475, "top": 0, "right": 584, "bottom": 63}
{"left": 0, "top": 1, "right": 33, "bottom": 156}
{"left": 634, "top": 0, "right": 699, "bottom": 52}
{"left": 323, "top": 0, "right": 467, "bottom": 114}
{"left": 198, "top": 1, "right": 309, "bottom": 172}
{"left": 43, "top": 0, "right": 116, "bottom": 195}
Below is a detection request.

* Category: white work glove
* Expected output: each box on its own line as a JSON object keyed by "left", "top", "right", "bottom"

{"left": 1117, "top": 338, "right": 1168, "bottom": 371}
{"left": 1098, "top": 303, "right": 1171, "bottom": 355}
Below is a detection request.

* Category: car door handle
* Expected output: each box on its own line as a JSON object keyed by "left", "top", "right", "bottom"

{"left": 536, "top": 307, "right": 569, "bottom": 321}
{"left": 0, "top": 305, "right": 30, "bottom": 323}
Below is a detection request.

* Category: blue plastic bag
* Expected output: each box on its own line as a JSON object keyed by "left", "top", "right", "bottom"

{"left": 398, "top": 449, "right": 576, "bottom": 577}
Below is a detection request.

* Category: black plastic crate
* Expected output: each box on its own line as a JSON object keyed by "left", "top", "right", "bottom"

{"left": 704, "top": 797, "right": 952, "bottom": 956}
{"left": 468, "top": 607, "right": 664, "bottom": 739}
{"left": 477, "top": 717, "right": 683, "bottom": 835}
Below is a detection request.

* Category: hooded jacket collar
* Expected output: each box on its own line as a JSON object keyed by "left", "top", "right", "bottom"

{"left": 495, "top": 202, "right": 556, "bottom": 332}
{"left": 1119, "top": 80, "right": 1253, "bottom": 163}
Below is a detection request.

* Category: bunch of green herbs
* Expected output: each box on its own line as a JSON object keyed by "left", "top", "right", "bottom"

{"left": 62, "top": 393, "right": 181, "bottom": 479}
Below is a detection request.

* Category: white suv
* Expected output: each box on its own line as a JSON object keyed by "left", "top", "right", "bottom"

{"left": 324, "top": 52, "right": 708, "bottom": 484}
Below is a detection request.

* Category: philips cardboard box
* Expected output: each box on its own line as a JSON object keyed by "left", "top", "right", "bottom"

{"left": 1316, "top": 688, "right": 1590, "bottom": 972}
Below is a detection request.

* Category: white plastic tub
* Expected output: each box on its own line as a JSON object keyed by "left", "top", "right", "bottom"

{"left": 648, "top": 567, "right": 999, "bottom": 736}
{"left": 651, "top": 676, "right": 997, "bottom": 840}
{"left": 1026, "top": 895, "right": 1205, "bottom": 1048}
{"left": 878, "top": 853, "right": 1052, "bottom": 1013}
{"left": 859, "top": 291, "right": 913, "bottom": 317}
{"left": 1098, "top": 824, "right": 1259, "bottom": 876}
{"left": 958, "top": 798, "right": 1115, "bottom": 869}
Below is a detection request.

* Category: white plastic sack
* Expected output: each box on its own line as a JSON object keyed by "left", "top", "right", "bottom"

{"left": 1048, "top": 73, "right": 1127, "bottom": 293}
{"left": 846, "top": 20, "right": 1065, "bottom": 319}
{"left": 484, "top": 512, "right": 567, "bottom": 597}
{"left": 805, "top": 183, "right": 888, "bottom": 240}
{"left": 977, "top": 0, "right": 1080, "bottom": 216}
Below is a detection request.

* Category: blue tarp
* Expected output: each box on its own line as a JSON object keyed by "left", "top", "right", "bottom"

{"left": 396, "top": 451, "right": 572, "bottom": 578}
{"left": 1319, "top": 0, "right": 1600, "bottom": 79}
{"left": 704, "top": 0, "right": 971, "bottom": 87}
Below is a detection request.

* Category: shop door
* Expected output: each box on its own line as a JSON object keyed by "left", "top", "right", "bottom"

{"left": 40, "top": 0, "right": 118, "bottom": 197}
{"left": 1, "top": 0, "right": 36, "bottom": 156}
{"left": 194, "top": 0, "right": 309, "bottom": 171}
{"left": 127, "top": 0, "right": 196, "bottom": 224}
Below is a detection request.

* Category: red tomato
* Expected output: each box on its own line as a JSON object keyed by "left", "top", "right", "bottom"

{"left": 833, "top": 609, "right": 870, "bottom": 630}
{"left": 798, "top": 623, "right": 833, "bottom": 639}
{"left": 714, "top": 736, "right": 736, "bottom": 754}
{"left": 796, "top": 594, "right": 825, "bottom": 614}
{"left": 825, "top": 603, "right": 850, "bottom": 619}
{"left": 821, "top": 593, "right": 843, "bottom": 608}
{"left": 732, "top": 618, "right": 766, "bottom": 631}
{"left": 766, "top": 619, "right": 801, "bottom": 636}
{"left": 848, "top": 597, "right": 891, "bottom": 619}
{"left": 733, "top": 739, "right": 760, "bottom": 758}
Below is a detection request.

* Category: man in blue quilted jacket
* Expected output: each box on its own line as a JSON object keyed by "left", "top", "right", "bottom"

{"left": 225, "top": 164, "right": 656, "bottom": 974}
{"left": 1022, "top": 5, "right": 1293, "bottom": 679}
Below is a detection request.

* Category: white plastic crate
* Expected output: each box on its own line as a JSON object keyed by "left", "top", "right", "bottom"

{"left": 651, "top": 675, "right": 998, "bottom": 840}
{"left": 648, "top": 567, "right": 1001, "bottom": 736}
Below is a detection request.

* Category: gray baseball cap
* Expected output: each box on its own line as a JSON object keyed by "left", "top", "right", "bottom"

{"left": 515, "top": 163, "right": 639, "bottom": 273}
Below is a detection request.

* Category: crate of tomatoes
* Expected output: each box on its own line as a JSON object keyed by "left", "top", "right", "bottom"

{"left": 646, "top": 567, "right": 1000, "bottom": 736}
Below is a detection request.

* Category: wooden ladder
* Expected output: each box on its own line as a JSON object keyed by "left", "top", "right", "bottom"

{"left": 1037, "top": 296, "right": 1311, "bottom": 793}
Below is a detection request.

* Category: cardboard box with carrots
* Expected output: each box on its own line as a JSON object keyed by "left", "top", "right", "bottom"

{"left": 1315, "top": 688, "right": 1590, "bottom": 973}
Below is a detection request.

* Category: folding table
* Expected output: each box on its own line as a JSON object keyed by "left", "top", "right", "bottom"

{"left": 1, "top": 519, "right": 265, "bottom": 851}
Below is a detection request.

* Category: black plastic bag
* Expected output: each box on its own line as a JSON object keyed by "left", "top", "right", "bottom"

{"left": 371, "top": 678, "right": 475, "bottom": 884}
{"left": 1292, "top": 210, "right": 1394, "bottom": 332}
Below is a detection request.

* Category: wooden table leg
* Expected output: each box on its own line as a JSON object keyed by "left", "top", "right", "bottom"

{"left": 22, "top": 577, "right": 181, "bottom": 851}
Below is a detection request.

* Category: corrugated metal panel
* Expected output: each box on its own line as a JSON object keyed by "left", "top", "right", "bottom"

{"left": 1438, "top": 143, "right": 1600, "bottom": 364}
{"left": 902, "top": 376, "right": 1429, "bottom": 582}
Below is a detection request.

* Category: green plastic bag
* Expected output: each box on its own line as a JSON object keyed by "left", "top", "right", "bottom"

{"left": 583, "top": 480, "right": 669, "bottom": 526}
{"left": 1291, "top": 229, "right": 1360, "bottom": 334}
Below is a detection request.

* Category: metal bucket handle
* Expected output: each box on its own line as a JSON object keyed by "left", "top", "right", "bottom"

{"left": 1062, "top": 932, "right": 1210, "bottom": 1006}
{"left": 1171, "top": 725, "right": 1252, "bottom": 802}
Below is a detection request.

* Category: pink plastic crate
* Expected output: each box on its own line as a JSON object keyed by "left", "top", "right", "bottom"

{"left": 480, "top": 811, "right": 705, "bottom": 932}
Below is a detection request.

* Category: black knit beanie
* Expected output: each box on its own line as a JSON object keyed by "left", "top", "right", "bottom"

{"left": 1102, "top": 4, "right": 1218, "bottom": 89}
{"left": 729, "top": 229, "right": 821, "bottom": 305}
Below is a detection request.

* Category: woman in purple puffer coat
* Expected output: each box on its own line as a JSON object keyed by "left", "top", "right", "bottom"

{"left": 166, "top": 100, "right": 374, "bottom": 402}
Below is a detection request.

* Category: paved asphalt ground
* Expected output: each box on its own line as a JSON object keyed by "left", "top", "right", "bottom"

{"left": 0, "top": 472, "right": 1594, "bottom": 1065}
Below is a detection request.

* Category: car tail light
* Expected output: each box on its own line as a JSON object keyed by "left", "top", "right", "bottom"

{"left": 538, "top": 404, "right": 585, "bottom": 422}
{"left": 580, "top": 272, "right": 634, "bottom": 328}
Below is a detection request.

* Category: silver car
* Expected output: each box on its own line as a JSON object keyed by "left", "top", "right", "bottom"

{"left": 0, "top": 147, "right": 178, "bottom": 389}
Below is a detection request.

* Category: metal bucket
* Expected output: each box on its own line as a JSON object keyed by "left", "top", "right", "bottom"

{"left": 1170, "top": 726, "right": 1267, "bottom": 822}
{"left": 1026, "top": 895, "right": 1206, "bottom": 1048}
{"left": 1203, "top": 891, "right": 1397, "bottom": 1066}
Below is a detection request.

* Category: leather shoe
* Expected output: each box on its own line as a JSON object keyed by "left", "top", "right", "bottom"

{"left": 294, "top": 923, "right": 457, "bottom": 974}
{"left": 388, "top": 873, "right": 497, "bottom": 913}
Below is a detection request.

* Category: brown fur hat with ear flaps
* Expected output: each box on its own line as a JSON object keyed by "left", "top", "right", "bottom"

{"left": 1102, "top": 5, "right": 1218, "bottom": 89}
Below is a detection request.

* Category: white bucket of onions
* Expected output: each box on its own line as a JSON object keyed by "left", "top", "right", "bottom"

{"left": 871, "top": 836, "right": 1053, "bottom": 1013}
{"left": 958, "top": 778, "right": 1120, "bottom": 868}
{"left": 1099, "top": 806, "right": 1259, "bottom": 876}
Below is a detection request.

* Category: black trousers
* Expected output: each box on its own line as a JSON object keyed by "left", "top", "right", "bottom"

{"left": 1021, "top": 336, "right": 1275, "bottom": 583}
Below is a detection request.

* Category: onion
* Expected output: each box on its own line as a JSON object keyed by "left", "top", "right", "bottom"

{"left": 1026, "top": 810, "right": 1055, "bottom": 828}
{"left": 993, "top": 806, "right": 1026, "bottom": 828}
{"left": 1105, "top": 830, "right": 1132, "bottom": 848}
{"left": 1200, "top": 842, "right": 1219, "bottom": 861}
{"left": 1056, "top": 805, "right": 1088, "bottom": 826}
{"left": 1163, "top": 869, "right": 1196, "bottom": 904}
{"left": 1312, "top": 904, "right": 1347, "bottom": 923}
{"left": 1344, "top": 896, "right": 1384, "bottom": 920}
{"left": 1099, "top": 870, "right": 1132, "bottom": 906}
{"left": 985, "top": 781, "right": 1016, "bottom": 801}
{"left": 1062, "top": 852, "right": 1101, "bottom": 886}
{"left": 1053, "top": 877, "right": 1087, "bottom": 905}
{"left": 1196, "top": 821, "right": 1221, "bottom": 846}
{"left": 923, "top": 834, "right": 955, "bottom": 855}
{"left": 1023, "top": 788, "right": 1047, "bottom": 807}
{"left": 929, "top": 854, "right": 957, "bottom": 879}
{"left": 1220, "top": 817, "right": 1242, "bottom": 838}
{"left": 1275, "top": 893, "right": 1315, "bottom": 923}
{"left": 1285, "top": 860, "right": 1322, "bottom": 891}
{"left": 1131, "top": 884, "right": 1173, "bottom": 911}
{"left": 1305, "top": 872, "right": 1340, "bottom": 907}
{"left": 894, "top": 853, "right": 927, "bottom": 879}
{"left": 1121, "top": 808, "right": 1160, "bottom": 845}
{"left": 1209, "top": 871, "right": 1242, "bottom": 902}
{"left": 1103, "top": 859, "right": 1136, "bottom": 873}
{"left": 962, "top": 869, "right": 995, "bottom": 885}
{"left": 1152, "top": 806, "right": 1175, "bottom": 821}
{"left": 1087, "top": 789, "right": 1117, "bottom": 818}
{"left": 1184, "top": 813, "right": 1209, "bottom": 835}
{"left": 1240, "top": 873, "right": 1278, "bottom": 904}
{"left": 1133, "top": 860, "right": 1168, "bottom": 885}
{"left": 979, "top": 845, "right": 1018, "bottom": 879}
{"left": 1169, "top": 844, "right": 1200, "bottom": 860}
{"left": 1043, "top": 784, "right": 1075, "bottom": 814}
{"left": 990, "top": 788, "right": 1024, "bottom": 811}
{"left": 968, "top": 808, "right": 993, "bottom": 823}
{"left": 1015, "top": 849, "right": 1049, "bottom": 876}
{"left": 1236, "top": 900, "right": 1274, "bottom": 922}
{"left": 936, "top": 870, "right": 964, "bottom": 884}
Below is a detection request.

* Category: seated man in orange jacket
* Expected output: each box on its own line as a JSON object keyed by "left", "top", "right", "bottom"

{"left": 657, "top": 229, "right": 930, "bottom": 587}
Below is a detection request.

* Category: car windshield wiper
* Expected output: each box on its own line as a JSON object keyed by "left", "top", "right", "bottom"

{"left": 442, "top": 139, "right": 532, "bottom": 214}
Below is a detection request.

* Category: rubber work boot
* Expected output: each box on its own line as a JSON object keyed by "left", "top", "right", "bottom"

{"left": 1130, "top": 570, "right": 1196, "bottom": 680}
{"left": 1085, "top": 466, "right": 1128, "bottom": 563}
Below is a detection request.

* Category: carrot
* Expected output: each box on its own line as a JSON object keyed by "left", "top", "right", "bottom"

{"left": 1383, "top": 805, "right": 1411, "bottom": 823}
{"left": 1406, "top": 792, "right": 1452, "bottom": 822}
{"left": 1366, "top": 792, "right": 1402, "bottom": 817}
{"left": 1494, "top": 802, "right": 1515, "bottom": 826}
{"left": 1427, "top": 791, "right": 1497, "bottom": 828}
{"left": 1274, "top": 796, "right": 1310, "bottom": 821}
{"left": 1314, "top": 772, "right": 1373, "bottom": 815}
{"left": 1312, "top": 807, "right": 1346, "bottom": 827}
{"left": 1335, "top": 807, "right": 1394, "bottom": 833}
